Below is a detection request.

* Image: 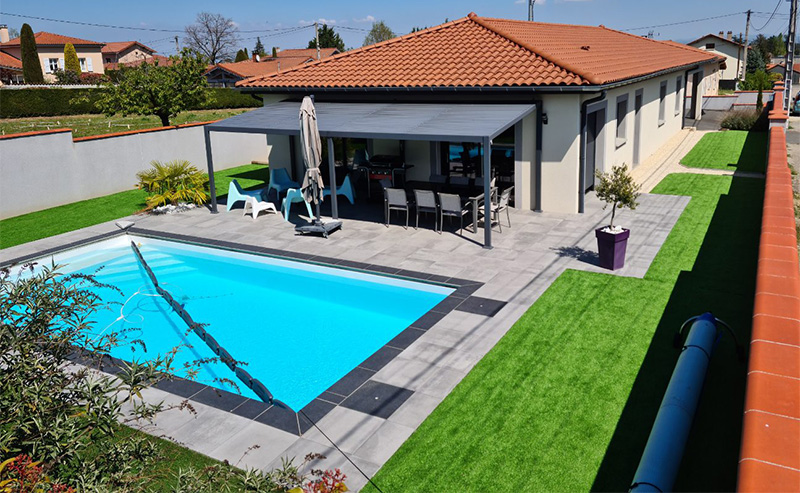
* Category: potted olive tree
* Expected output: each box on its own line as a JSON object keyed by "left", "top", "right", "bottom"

{"left": 594, "top": 164, "right": 641, "bottom": 270}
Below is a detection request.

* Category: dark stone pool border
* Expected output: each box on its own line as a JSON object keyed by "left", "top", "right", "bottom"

{"left": 5, "top": 227, "right": 506, "bottom": 436}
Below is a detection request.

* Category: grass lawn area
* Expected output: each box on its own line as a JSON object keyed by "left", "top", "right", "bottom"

{"left": 364, "top": 173, "right": 763, "bottom": 492}
{"left": 680, "top": 130, "right": 767, "bottom": 173}
{"left": 0, "top": 108, "right": 255, "bottom": 139}
{"left": 0, "top": 163, "right": 269, "bottom": 250}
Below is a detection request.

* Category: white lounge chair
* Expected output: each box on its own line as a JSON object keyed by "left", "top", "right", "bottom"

{"left": 243, "top": 196, "right": 277, "bottom": 221}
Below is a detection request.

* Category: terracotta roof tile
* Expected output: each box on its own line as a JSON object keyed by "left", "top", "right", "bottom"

{"left": 0, "top": 50, "right": 22, "bottom": 70}
{"left": 239, "top": 13, "right": 721, "bottom": 89}
{"left": 101, "top": 41, "right": 156, "bottom": 54}
{"left": 104, "top": 54, "right": 172, "bottom": 71}
{"left": 208, "top": 57, "right": 312, "bottom": 78}
{"left": 1, "top": 31, "right": 103, "bottom": 47}
{"left": 687, "top": 33, "right": 745, "bottom": 48}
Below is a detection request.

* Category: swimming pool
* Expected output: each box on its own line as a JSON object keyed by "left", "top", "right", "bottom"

{"left": 24, "top": 235, "right": 453, "bottom": 411}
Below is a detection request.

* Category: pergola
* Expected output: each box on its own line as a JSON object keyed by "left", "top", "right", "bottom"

{"left": 204, "top": 101, "right": 536, "bottom": 248}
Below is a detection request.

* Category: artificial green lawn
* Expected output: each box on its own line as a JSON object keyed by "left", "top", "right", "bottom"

{"left": 364, "top": 173, "right": 763, "bottom": 492}
{"left": 0, "top": 163, "right": 269, "bottom": 250}
{"left": 680, "top": 130, "right": 767, "bottom": 173}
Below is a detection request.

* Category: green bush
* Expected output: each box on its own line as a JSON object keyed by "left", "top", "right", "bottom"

{"left": 0, "top": 87, "right": 260, "bottom": 118}
{"left": 136, "top": 159, "right": 209, "bottom": 209}
{"left": 721, "top": 109, "right": 767, "bottom": 131}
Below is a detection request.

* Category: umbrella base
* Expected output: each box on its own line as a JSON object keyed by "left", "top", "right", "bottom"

{"left": 295, "top": 219, "right": 342, "bottom": 238}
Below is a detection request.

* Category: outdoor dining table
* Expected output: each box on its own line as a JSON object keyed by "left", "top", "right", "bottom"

{"left": 404, "top": 180, "right": 494, "bottom": 233}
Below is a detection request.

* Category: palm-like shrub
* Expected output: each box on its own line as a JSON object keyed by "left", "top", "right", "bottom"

{"left": 136, "top": 160, "right": 209, "bottom": 209}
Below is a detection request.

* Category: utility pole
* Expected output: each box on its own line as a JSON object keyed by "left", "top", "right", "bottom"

{"left": 785, "top": 0, "right": 798, "bottom": 110}
{"left": 315, "top": 21, "right": 320, "bottom": 60}
{"left": 174, "top": 36, "right": 179, "bottom": 54}
{"left": 528, "top": 0, "right": 535, "bottom": 21}
{"left": 743, "top": 10, "right": 752, "bottom": 83}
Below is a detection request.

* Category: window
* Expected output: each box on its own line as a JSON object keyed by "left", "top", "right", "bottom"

{"left": 675, "top": 76, "right": 682, "bottom": 116}
{"left": 105, "top": 57, "right": 111, "bottom": 63}
{"left": 79, "top": 58, "right": 86, "bottom": 71}
{"left": 658, "top": 81, "right": 667, "bottom": 126}
{"left": 615, "top": 94, "right": 628, "bottom": 147}
{"left": 705, "top": 42, "right": 715, "bottom": 49}
{"left": 78, "top": 58, "right": 93, "bottom": 72}
{"left": 47, "top": 58, "right": 59, "bottom": 73}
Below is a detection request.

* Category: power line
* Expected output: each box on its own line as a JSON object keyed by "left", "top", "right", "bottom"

{"left": 751, "top": 0, "right": 784, "bottom": 31}
{"left": 0, "top": 11, "right": 316, "bottom": 35}
{"left": 621, "top": 12, "right": 744, "bottom": 32}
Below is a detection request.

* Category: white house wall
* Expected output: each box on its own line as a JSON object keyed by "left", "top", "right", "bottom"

{"left": 0, "top": 127, "right": 272, "bottom": 219}
{"left": 537, "top": 94, "right": 582, "bottom": 213}
{"left": 689, "top": 36, "right": 743, "bottom": 80}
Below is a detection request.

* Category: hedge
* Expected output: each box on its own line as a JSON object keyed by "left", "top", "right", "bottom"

{"left": 0, "top": 88, "right": 261, "bottom": 118}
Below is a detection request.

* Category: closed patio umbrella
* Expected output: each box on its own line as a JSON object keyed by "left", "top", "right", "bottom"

{"left": 299, "top": 96, "right": 324, "bottom": 218}
{"left": 295, "top": 96, "right": 342, "bottom": 238}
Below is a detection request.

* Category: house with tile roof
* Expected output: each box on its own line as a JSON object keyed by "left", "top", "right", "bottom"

{"left": 0, "top": 26, "right": 105, "bottom": 82}
{"left": 205, "top": 48, "right": 339, "bottom": 87}
{"left": 767, "top": 62, "right": 800, "bottom": 86}
{"left": 101, "top": 41, "right": 157, "bottom": 71}
{"left": 688, "top": 33, "right": 744, "bottom": 88}
{"left": 234, "top": 13, "right": 723, "bottom": 214}
{"left": 0, "top": 47, "right": 23, "bottom": 85}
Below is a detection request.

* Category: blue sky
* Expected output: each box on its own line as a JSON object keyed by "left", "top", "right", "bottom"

{"left": 0, "top": 0, "right": 792, "bottom": 56}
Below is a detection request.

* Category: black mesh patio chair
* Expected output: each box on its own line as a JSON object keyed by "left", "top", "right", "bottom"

{"left": 385, "top": 188, "right": 409, "bottom": 229}
{"left": 438, "top": 193, "right": 470, "bottom": 235}
{"left": 414, "top": 189, "right": 438, "bottom": 230}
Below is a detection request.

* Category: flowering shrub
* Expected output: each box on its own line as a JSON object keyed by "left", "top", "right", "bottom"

{"left": 0, "top": 455, "right": 75, "bottom": 493}
{"left": 304, "top": 468, "right": 348, "bottom": 493}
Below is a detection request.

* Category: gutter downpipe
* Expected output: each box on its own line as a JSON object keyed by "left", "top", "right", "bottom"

{"left": 579, "top": 90, "right": 606, "bottom": 213}
{"left": 533, "top": 98, "right": 544, "bottom": 212}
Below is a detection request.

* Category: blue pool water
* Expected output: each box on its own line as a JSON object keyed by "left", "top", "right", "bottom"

{"left": 32, "top": 236, "right": 452, "bottom": 411}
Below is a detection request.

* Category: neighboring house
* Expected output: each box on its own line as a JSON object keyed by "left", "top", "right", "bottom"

{"left": 104, "top": 54, "right": 171, "bottom": 71}
{"left": 0, "top": 26, "right": 104, "bottom": 82}
{"left": 101, "top": 41, "right": 157, "bottom": 70}
{"left": 235, "top": 13, "right": 722, "bottom": 214}
{"left": 205, "top": 48, "right": 339, "bottom": 87}
{"left": 687, "top": 32, "right": 744, "bottom": 89}
{"left": 766, "top": 62, "right": 800, "bottom": 85}
{"left": 0, "top": 49, "right": 23, "bottom": 85}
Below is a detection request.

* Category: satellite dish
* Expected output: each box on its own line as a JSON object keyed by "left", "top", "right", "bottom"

{"left": 255, "top": 54, "right": 261, "bottom": 62}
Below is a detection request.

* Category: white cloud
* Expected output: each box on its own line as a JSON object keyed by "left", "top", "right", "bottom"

{"left": 354, "top": 15, "right": 376, "bottom": 23}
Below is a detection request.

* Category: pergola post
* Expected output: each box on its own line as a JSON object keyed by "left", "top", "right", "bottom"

{"left": 483, "top": 137, "right": 492, "bottom": 249}
{"left": 327, "top": 137, "right": 339, "bottom": 220}
{"left": 204, "top": 126, "right": 218, "bottom": 214}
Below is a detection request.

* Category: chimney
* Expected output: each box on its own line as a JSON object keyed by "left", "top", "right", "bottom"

{"left": 727, "top": 31, "right": 732, "bottom": 41}
{"left": 718, "top": 31, "right": 724, "bottom": 38}
{"left": 252, "top": 52, "right": 258, "bottom": 62}
{"left": 0, "top": 25, "right": 9, "bottom": 44}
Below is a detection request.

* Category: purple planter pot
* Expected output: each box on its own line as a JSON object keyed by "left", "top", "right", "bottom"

{"left": 595, "top": 227, "right": 630, "bottom": 270}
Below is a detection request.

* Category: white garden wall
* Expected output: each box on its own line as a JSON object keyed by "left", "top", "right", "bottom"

{"left": 0, "top": 124, "right": 272, "bottom": 219}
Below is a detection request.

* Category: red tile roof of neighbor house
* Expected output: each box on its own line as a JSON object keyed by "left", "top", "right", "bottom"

{"left": 101, "top": 41, "right": 156, "bottom": 54}
{"left": 208, "top": 48, "right": 340, "bottom": 78}
{"left": 104, "top": 54, "right": 172, "bottom": 71}
{"left": 238, "top": 13, "right": 722, "bottom": 89}
{"left": 1, "top": 31, "right": 104, "bottom": 47}
{"left": 767, "top": 62, "right": 800, "bottom": 75}
{"left": 0, "top": 50, "right": 22, "bottom": 69}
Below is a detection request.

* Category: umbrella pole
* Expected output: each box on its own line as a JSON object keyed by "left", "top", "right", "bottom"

{"left": 314, "top": 180, "right": 322, "bottom": 224}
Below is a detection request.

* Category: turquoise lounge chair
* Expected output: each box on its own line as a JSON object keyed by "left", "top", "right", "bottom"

{"left": 323, "top": 174, "right": 356, "bottom": 205}
{"left": 268, "top": 168, "right": 300, "bottom": 200}
{"left": 226, "top": 179, "right": 266, "bottom": 212}
{"left": 281, "top": 188, "right": 313, "bottom": 221}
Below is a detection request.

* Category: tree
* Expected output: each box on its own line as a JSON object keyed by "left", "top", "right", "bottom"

{"left": 769, "top": 34, "right": 786, "bottom": 57}
{"left": 751, "top": 34, "right": 770, "bottom": 58}
{"left": 183, "top": 12, "right": 239, "bottom": 64}
{"left": 746, "top": 46, "right": 766, "bottom": 75}
{"left": 19, "top": 23, "right": 44, "bottom": 84}
{"left": 594, "top": 165, "right": 641, "bottom": 229}
{"left": 363, "top": 20, "right": 396, "bottom": 46}
{"left": 97, "top": 49, "right": 212, "bottom": 127}
{"left": 253, "top": 37, "right": 265, "bottom": 56}
{"left": 271, "top": 46, "right": 277, "bottom": 57}
{"left": 64, "top": 42, "right": 81, "bottom": 74}
{"left": 307, "top": 24, "right": 345, "bottom": 52}
{"left": 234, "top": 49, "right": 247, "bottom": 62}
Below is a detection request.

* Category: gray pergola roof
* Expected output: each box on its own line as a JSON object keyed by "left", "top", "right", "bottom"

{"left": 206, "top": 101, "right": 536, "bottom": 143}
